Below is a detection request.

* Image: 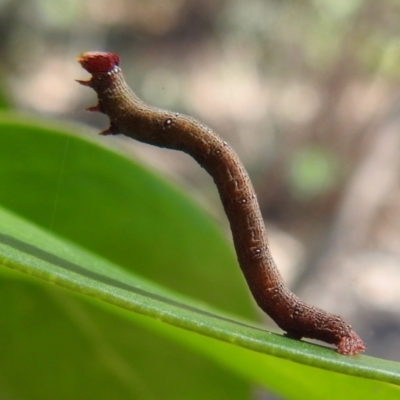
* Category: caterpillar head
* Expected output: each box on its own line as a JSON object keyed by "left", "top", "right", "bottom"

{"left": 77, "top": 52, "right": 120, "bottom": 75}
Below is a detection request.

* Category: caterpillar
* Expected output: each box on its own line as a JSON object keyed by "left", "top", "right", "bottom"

{"left": 77, "top": 51, "right": 365, "bottom": 355}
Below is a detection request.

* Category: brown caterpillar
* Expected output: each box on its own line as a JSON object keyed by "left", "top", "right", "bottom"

{"left": 77, "top": 51, "right": 365, "bottom": 355}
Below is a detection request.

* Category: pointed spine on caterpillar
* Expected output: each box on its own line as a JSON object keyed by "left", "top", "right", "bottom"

{"left": 77, "top": 52, "right": 123, "bottom": 136}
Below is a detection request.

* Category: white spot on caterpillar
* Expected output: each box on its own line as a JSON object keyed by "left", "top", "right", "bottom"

{"left": 163, "top": 118, "right": 173, "bottom": 130}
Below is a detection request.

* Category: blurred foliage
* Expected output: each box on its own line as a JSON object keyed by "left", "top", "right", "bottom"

{"left": 0, "top": 87, "right": 9, "bottom": 109}
{"left": 288, "top": 145, "right": 340, "bottom": 200}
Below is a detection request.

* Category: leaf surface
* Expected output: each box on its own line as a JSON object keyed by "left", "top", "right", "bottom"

{"left": 1, "top": 113, "right": 400, "bottom": 399}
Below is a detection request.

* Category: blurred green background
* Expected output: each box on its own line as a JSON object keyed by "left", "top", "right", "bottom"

{"left": 1, "top": 0, "right": 400, "bottom": 398}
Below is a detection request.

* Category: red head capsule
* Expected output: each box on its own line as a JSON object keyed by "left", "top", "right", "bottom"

{"left": 77, "top": 52, "right": 120, "bottom": 74}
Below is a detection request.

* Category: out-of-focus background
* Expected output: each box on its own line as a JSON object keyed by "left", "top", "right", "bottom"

{"left": 2, "top": 0, "right": 400, "bottom": 361}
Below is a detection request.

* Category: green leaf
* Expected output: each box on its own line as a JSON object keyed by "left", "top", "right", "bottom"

{"left": 0, "top": 266, "right": 250, "bottom": 400}
{"left": 1, "top": 112, "right": 400, "bottom": 398}
{"left": 0, "top": 112, "right": 253, "bottom": 318}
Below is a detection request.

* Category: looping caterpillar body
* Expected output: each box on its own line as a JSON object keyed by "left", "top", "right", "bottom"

{"left": 77, "top": 51, "right": 365, "bottom": 355}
